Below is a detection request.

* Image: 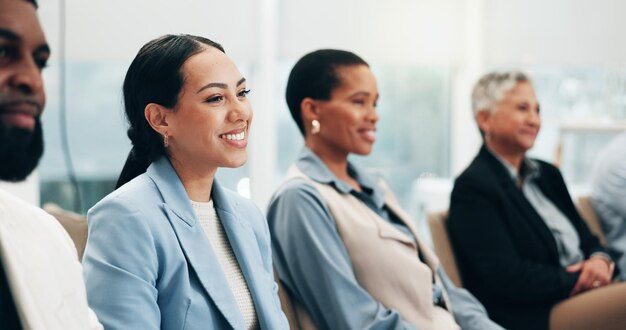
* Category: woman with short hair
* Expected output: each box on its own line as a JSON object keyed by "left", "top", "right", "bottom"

{"left": 448, "top": 71, "right": 626, "bottom": 330}
{"left": 268, "top": 49, "right": 503, "bottom": 330}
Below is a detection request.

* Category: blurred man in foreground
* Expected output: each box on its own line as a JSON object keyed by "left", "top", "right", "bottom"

{"left": 0, "top": 0, "right": 101, "bottom": 328}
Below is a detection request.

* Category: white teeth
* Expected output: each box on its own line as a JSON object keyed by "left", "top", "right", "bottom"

{"left": 366, "top": 131, "right": 376, "bottom": 138}
{"left": 221, "top": 132, "right": 245, "bottom": 141}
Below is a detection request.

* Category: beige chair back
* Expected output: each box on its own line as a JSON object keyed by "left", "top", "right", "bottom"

{"left": 427, "top": 211, "right": 462, "bottom": 287}
{"left": 274, "top": 271, "right": 320, "bottom": 330}
{"left": 275, "top": 273, "right": 300, "bottom": 330}
{"left": 43, "top": 203, "right": 88, "bottom": 261}
{"left": 576, "top": 196, "right": 606, "bottom": 247}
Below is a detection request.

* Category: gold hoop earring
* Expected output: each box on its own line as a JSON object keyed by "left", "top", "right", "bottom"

{"left": 311, "top": 120, "right": 321, "bottom": 135}
{"left": 163, "top": 133, "right": 169, "bottom": 147}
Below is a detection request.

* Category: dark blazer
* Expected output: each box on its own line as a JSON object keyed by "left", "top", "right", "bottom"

{"left": 448, "top": 145, "right": 606, "bottom": 330}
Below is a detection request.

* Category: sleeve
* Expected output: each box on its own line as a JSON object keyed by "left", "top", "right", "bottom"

{"left": 267, "top": 180, "right": 417, "bottom": 330}
{"left": 438, "top": 268, "right": 504, "bottom": 330}
{"left": 448, "top": 178, "right": 579, "bottom": 305}
{"left": 591, "top": 138, "right": 626, "bottom": 218}
{"left": 601, "top": 172, "right": 626, "bottom": 218}
{"left": 540, "top": 163, "right": 606, "bottom": 258}
{"left": 590, "top": 142, "right": 626, "bottom": 278}
{"left": 82, "top": 197, "right": 161, "bottom": 330}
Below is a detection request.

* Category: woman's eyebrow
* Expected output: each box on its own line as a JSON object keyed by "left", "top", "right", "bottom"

{"left": 196, "top": 77, "right": 246, "bottom": 94}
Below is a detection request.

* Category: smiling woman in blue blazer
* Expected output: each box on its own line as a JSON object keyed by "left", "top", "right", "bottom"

{"left": 82, "top": 34, "right": 288, "bottom": 330}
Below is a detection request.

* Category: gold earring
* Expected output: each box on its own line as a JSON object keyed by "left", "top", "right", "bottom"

{"left": 311, "top": 120, "right": 321, "bottom": 135}
{"left": 163, "top": 133, "right": 169, "bottom": 147}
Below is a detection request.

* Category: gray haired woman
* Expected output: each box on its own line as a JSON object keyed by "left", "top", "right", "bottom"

{"left": 448, "top": 71, "right": 626, "bottom": 330}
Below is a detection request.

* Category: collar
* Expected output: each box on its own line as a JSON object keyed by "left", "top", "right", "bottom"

{"left": 146, "top": 156, "right": 233, "bottom": 227}
{"left": 296, "top": 147, "right": 385, "bottom": 209}
{"left": 486, "top": 146, "right": 540, "bottom": 184}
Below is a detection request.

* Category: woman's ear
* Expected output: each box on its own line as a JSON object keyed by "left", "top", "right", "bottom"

{"left": 475, "top": 110, "right": 491, "bottom": 135}
{"left": 300, "top": 97, "right": 323, "bottom": 136}
{"left": 144, "top": 103, "right": 171, "bottom": 135}
{"left": 300, "top": 97, "right": 320, "bottom": 122}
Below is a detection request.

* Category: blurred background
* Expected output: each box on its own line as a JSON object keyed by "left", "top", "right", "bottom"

{"left": 5, "top": 0, "right": 626, "bottom": 232}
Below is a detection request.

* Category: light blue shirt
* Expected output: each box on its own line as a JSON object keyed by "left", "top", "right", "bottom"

{"left": 489, "top": 149, "right": 587, "bottom": 267}
{"left": 591, "top": 131, "right": 626, "bottom": 280}
{"left": 268, "top": 147, "right": 503, "bottom": 330}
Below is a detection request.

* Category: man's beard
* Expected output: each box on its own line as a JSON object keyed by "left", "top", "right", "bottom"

{"left": 0, "top": 117, "right": 44, "bottom": 182}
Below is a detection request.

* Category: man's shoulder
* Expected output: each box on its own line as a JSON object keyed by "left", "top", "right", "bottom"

{"left": 0, "top": 191, "right": 102, "bottom": 330}
{"left": 0, "top": 189, "right": 75, "bottom": 248}
{"left": 0, "top": 189, "right": 78, "bottom": 267}
{"left": 0, "top": 188, "right": 40, "bottom": 209}
{"left": 0, "top": 189, "right": 61, "bottom": 229}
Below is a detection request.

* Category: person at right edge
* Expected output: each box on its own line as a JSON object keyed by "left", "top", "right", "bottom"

{"left": 268, "top": 49, "right": 504, "bottom": 330}
{"left": 590, "top": 130, "right": 626, "bottom": 281}
{"left": 448, "top": 71, "right": 626, "bottom": 330}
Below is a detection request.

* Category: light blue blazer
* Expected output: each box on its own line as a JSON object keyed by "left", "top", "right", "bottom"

{"left": 83, "top": 157, "right": 288, "bottom": 330}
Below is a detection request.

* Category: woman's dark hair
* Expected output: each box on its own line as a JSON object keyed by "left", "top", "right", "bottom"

{"left": 116, "top": 34, "right": 224, "bottom": 188}
{"left": 285, "top": 49, "right": 368, "bottom": 135}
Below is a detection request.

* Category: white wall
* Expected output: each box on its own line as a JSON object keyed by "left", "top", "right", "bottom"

{"left": 484, "top": 0, "right": 626, "bottom": 67}
{"left": 278, "top": 0, "right": 465, "bottom": 65}
{"left": 38, "top": 0, "right": 626, "bottom": 66}
{"left": 32, "top": 0, "right": 626, "bottom": 207}
{"left": 38, "top": 0, "right": 258, "bottom": 63}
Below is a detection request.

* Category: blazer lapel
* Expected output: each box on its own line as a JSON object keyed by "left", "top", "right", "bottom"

{"left": 212, "top": 181, "right": 275, "bottom": 329}
{"left": 479, "top": 146, "right": 560, "bottom": 263}
{"left": 147, "top": 158, "right": 245, "bottom": 330}
{"left": 506, "top": 185, "right": 559, "bottom": 258}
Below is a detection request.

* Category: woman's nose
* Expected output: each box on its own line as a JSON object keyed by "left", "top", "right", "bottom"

{"left": 228, "top": 98, "right": 252, "bottom": 122}
{"left": 527, "top": 108, "right": 541, "bottom": 126}
{"left": 368, "top": 107, "right": 379, "bottom": 123}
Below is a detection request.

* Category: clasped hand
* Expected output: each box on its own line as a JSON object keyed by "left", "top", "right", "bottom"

{"left": 566, "top": 256, "right": 613, "bottom": 296}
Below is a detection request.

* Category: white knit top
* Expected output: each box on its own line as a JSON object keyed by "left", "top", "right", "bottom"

{"left": 190, "top": 200, "right": 259, "bottom": 330}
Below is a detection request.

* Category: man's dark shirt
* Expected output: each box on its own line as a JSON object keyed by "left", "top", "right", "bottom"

{"left": 0, "top": 254, "right": 22, "bottom": 329}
